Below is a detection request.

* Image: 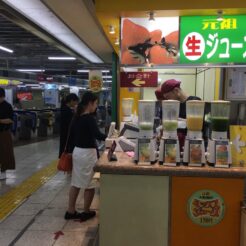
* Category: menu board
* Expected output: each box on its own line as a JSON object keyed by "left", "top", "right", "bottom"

{"left": 226, "top": 68, "right": 246, "bottom": 100}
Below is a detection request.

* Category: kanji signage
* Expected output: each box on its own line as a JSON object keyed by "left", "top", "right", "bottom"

{"left": 187, "top": 190, "right": 225, "bottom": 227}
{"left": 120, "top": 72, "right": 158, "bottom": 87}
{"left": 180, "top": 15, "right": 246, "bottom": 64}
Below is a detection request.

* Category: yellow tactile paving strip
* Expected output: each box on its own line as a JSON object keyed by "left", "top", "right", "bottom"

{"left": 0, "top": 160, "right": 58, "bottom": 222}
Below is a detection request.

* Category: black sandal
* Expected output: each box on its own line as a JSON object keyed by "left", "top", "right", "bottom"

{"left": 80, "top": 211, "right": 96, "bottom": 221}
{"left": 64, "top": 211, "right": 82, "bottom": 220}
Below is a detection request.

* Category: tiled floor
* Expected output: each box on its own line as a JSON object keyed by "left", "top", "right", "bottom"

{"left": 0, "top": 138, "right": 99, "bottom": 246}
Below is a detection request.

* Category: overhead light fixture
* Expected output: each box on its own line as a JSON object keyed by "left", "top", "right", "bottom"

{"left": 0, "top": 45, "right": 13, "bottom": 53}
{"left": 109, "top": 26, "right": 115, "bottom": 34}
{"left": 3, "top": 0, "right": 103, "bottom": 63}
{"left": 78, "top": 69, "right": 110, "bottom": 73}
{"left": 48, "top": 57, "right": 76, "bottom": 60}
{"left": 149, "top": 12, "right": 155, "bottom": 22}
{"left": 77, "top": 69, "right": 89, "bottom": 73}
{"left": 115, "top": 38, "right": 119, "bottom": 46}
{"left": 26, "top": 84, "right": 41, "bottom": 87}
{"left": 217, "top": 10, "right": 223, "bottom": 21}
{"left": 17, "top": 69, "right": 45, "bottom": 72}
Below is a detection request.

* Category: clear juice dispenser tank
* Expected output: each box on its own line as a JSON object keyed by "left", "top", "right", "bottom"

{"left": 211, "top": 100, "right": 230, "bottom": 132}
{"left": 162, "top": 100, "right": 180, "bottom": 132}
{"left": 138, "top": 100, "right": 156, "bottom": 131}
{"left": 186, "top": 100, "right": 205, "bottom": 131}
{"left": 122, "top": 98, "right": 134, "bottom": 121}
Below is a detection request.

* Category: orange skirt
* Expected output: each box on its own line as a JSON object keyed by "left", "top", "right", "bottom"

{"left": 0, "top": 130, "right": 15, "bottom": 171}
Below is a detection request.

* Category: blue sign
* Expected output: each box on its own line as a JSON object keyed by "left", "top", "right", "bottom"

{"left": 68, "top": 77, "right": 76, "bottom": 86}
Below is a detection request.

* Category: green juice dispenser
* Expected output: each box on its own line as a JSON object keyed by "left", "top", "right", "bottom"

{"left": 207, "top": 100, "right": 231, "bottom": 167}
{"left": 159, "top": 100, "right": 180, "bottom": 166}
{"left": 134, "top": 100, "right": 157, "bottom": 164}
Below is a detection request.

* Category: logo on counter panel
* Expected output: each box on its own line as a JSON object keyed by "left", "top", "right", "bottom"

{"left": 187, "top": 190, "right": 225, "bottom": 227}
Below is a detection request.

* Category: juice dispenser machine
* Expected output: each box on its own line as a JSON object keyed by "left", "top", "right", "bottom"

{"left": 207, "top": 100, "right": 231, "bottom": 168}
{"left": 122, "top": 98, "right": 134, "bottom": 122}
{"left": 134, "top": 100, "right": 156, "bottom": 164}
{"left": 183, "top": 100, "right": 205, "bottom": 167}
{"left": 159, "top": 100, "right": 180, "bottom": 166}
{"left": 120, "top": 98, "right": 139, "bottom": 139}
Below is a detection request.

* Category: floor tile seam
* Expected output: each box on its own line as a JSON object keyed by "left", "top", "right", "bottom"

{"left": 8, "top": 209, "right": 45, "bottom": 246}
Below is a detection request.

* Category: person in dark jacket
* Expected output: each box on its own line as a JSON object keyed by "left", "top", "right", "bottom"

{"left": 0, "top": 88, "right": 15, "bottom": 180}
{"left": 64, "top": 91, "right": 106, "bottom": 221}
{"left": 59, "top": 93, "right": 79, "bottom": 158}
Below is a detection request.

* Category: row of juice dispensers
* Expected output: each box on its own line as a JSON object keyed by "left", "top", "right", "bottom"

{"left": 106, "top": 98, "right": 232, "bottom": 168}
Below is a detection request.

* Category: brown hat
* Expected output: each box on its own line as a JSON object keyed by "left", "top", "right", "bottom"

{"left": 161, "top": 79, "right": 181, "bottom": 94}
{"left": 155, "top": 87, "right": 164, "bottom": 100}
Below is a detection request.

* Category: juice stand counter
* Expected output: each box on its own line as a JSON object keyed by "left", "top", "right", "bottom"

{"left": 95, "top": 151, "right": 246, "bottom": 246}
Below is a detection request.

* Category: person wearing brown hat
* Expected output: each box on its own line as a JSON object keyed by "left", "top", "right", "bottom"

{"left": 155, "top": 79, "right": 201, "bottom": 152}
{"left": 154, "top": 87, "right": 164, "bottom": 101}
{"left": 159, "top": 79, "right": 201, "bottom": 119}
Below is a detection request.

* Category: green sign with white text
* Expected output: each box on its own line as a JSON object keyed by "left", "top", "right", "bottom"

{"left": 180, "top": 15, "right": 246, "bottom": 64}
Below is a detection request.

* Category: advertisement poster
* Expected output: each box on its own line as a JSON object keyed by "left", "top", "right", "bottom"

{"left": 230, "top": 125, "right": 246, "bottom": 167}
{"left": 187, "top": 190, "right": 225, "bottom": 227}
{"left": 44, "top": 89, "right": 58, "bottom": 106}
{"left": 180, "top": 15, "right": 246, "bottom": 64}
{"left": 89, "top": 70, "right": 103, "bottom": 92}
{"left": 121, "top": 17, "right": 179, "bottom": 65}
{"left": 189, "top": 140, "right": 203, "bottom": 164}
{"left": 17, "top": 91, "right": 33, "bottom": 101}
{"left": 138, "top": 139, "right": 151, "bottom": 163}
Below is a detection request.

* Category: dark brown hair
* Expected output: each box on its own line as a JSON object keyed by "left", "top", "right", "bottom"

{"left": 76, "top": 91, "right": 98, "bottom": 117}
